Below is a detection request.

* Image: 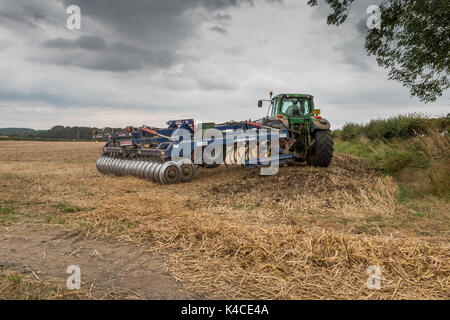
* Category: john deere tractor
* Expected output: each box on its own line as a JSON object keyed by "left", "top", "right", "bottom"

{"left": 258, "top": 92, "right": 333, "bottom": 167}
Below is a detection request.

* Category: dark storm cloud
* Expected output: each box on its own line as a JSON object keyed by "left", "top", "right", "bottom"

{"left": 30, "top": 0, "right": 274, "bottom": 72}
{"left": 60, "top": 0, "right": 257, "bottom": 39}
{"left": 32, "top": 38, "right": 179, "bottom": 72}
{"left": 1, "top": 0, "right": 280, "bottom": 73}
{"left": 75, "top": 35, "right": 107, "bottom": 50}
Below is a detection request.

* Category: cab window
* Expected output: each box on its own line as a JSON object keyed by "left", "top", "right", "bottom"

{"left": 281, "top": 97, "right": 310, "bottom": 116}
{"left": 271, "top": 98, "right": 279, "bottom": 116}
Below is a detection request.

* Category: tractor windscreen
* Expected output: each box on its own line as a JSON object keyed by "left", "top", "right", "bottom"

{"left": 281, "top": 97, "right": 311, "bottom": 116}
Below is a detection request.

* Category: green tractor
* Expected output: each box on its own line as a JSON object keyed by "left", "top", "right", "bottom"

{"left": 258, "top": 92, "right": 333, "bottom": 167}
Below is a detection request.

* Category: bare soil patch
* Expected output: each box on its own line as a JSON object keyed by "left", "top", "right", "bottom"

{"left": 0, "top": 221, "right": 189, "bottom": 299}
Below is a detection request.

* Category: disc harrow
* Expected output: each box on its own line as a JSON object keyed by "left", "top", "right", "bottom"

{"left": 93, "top": 118, "right": 293, "bottom": 184}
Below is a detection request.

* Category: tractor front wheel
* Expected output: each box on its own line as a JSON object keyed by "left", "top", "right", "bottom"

{"left": 307, "top": 130, "right": 333, "bottom": 167}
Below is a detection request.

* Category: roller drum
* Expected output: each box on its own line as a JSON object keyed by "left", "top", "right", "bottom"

{"left": 136, "top": 161, "right": 147, "bottom": 178}
{"left": 109, "top": 158, "right": 118, "bottom": 175}
{"left": 152, "top": 163, "right": 163, "bottom": 182}
{"left": 144, "top": 161, "right": 157, "bottom": 181}
{"left": 96, "top": 157, "right": 103, "bottom": 172}
{"left": 97, "top": 157, "right": 106, "bottom": 172}
{"left": 123, "top": 160, "right": 132, "bottom": 176}
{"left": 105, "top": 157, "right": 114, "bottom": 174}
{"left": 139, "top": 161, "right": 150, "bottom": 178}
{"left": 159, "top": 161, "right": 181, "bottom": 184}
{"left": 111, "top": 159, "right": 120, "bottom": 176}
{"left": 115, "top": 159, "right": 124, "bottom": 176}
{"left": 118, "top": 160, "right": 128, "bottom": 176}
{"left": 177, "top": 159, "right": 195, "bottom": 182}
{"left": 135, "top": 161, "right": 143, "bottom": 178}
{"left": 127, "top": 160, "right": 137, "bottom": 176}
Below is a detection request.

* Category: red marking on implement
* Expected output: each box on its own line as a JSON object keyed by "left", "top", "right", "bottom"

{"left": 120, "top": 140, "right": 133, "bottom": 146}
{"left": 141, "top": 127, "right": 158, "bottom": 135}
{"left": 245, "top": 121, "right": 263, "bottom": 128}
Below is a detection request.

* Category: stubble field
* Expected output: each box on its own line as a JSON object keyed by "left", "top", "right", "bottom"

{"left": 0, "top": 141, "right": 448, "bottom": 299}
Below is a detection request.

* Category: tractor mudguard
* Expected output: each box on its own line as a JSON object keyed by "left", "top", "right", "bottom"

{"left": 310, "top": 118, "right": 331, "bottom": 132}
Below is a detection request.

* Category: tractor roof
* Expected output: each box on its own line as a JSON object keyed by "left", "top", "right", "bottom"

{"left": 274, "top": 93, "right": 313, "bottom": 99}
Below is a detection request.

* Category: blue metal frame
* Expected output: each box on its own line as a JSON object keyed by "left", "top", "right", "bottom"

{"left": 98, "top": 119, "right": 294, "bottom": 168}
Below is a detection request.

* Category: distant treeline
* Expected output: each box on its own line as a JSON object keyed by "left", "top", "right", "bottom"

{"left": 0, "top": 126, "right": 125, "bottom": 141}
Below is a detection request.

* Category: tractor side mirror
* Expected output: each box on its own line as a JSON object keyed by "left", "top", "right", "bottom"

{"left": 257, "top": 100, "right": 263, "bottom": 108}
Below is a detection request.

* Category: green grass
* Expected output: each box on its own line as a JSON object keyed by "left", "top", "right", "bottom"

{"left": 397, "top": 184, "right": 425, "bottom": 204}
{"left": 334, "top": 114, "right": 449, "bottom": 201}
{"left": 335, "top": 134, "right": 444, "bottom": 175}
{"left": 44, "top": 214, "right": 66, "bottom": 224}
{"left": 334, "top": 140, "right": 429, "bottom": 175}
{"left": 52, "top": 203, "right": 94, "bottom": 213}
{"left": 334, "top": 113, "right": 449, "bottom": 142}
{"left": 45, "top": 203, "right": 96, "bottom": 224}
{"left": 0, "top": 205, "right": 20, "bottom": 225}
{"left": 8, "top": 274, "right": 22, "bottom": 285}
{"left": 333, "top": 140, "right": 372, "bottom": 159}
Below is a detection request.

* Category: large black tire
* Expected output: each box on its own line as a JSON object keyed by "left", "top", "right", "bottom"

{"left": 307, "top": 130, "right": 333, "bottom": 167}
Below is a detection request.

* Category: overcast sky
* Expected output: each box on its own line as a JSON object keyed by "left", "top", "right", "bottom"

{"left": 0, "top": 0, "right": 448, "bottom": 130}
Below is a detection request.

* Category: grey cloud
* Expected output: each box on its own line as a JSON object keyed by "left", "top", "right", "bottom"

{"left": 33, "top": 36, "right": 177, "bottom": 72}
{"left": 215, "top": 13, "right": 232, "bottom": 20}
{"left": 223, "top": 46, "right": 243, "bottom": 55}
{"left": 0, "top": 1, "right": 60, "bottom": 31}
{"left": 2, "top": 0, "right": 278, "bottom": 73}
{"left": 356, "top": 16, "right": 368, "bottom": 36}
{"left": 42, "top": 35, "right": 106, "bottom": 51}
{"left": 210, "top": 26, "right": 228, "bottom": 34}
{"left": 0, "top": 11, "right": 40, "bottom": 30}
{"left": 60, "top": 0, "right": 276, "bottom": 40}
{"left": 76, "top": 35, "right": 106, "bottom": 50}
{"left": 49, "top": 0, "right": 264, "bottom": 71}
{"left": 195, "top": 77, "right": 237, "bottom": 91}
{"left": 308, "top": 0, "right": 376, "bottom": 72}
{"left": 60, "top": 0, "right": 252, "bottom": 39}
{"left": 3, "top": 0, "right": 446, "bottom": 130}
{"left": 42, "top": 38, "right": 74, "bottom": 49}
{"left": 32, "top": 48, "right": 143, "bottom": 73}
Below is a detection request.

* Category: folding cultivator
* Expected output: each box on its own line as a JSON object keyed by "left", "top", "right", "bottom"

{"left": 94, "top": 93, "right": 333, "bottom": 184}
{"left": 95, "top": 119, "right": 290, "bottom": 184}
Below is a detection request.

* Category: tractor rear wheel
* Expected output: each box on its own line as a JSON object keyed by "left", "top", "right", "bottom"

{"left": 307, "top": 130, "right": 333, "bottom": 167}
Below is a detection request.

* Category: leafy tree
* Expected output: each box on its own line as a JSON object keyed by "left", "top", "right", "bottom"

{"left": 307, "top": 0, "right": 450, "bottom": 102}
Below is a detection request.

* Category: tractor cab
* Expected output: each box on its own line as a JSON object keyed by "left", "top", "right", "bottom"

{"left": 270, "top": 93, "right": 315, "bottom": 124}
{"left": 258, "top": 93, "right": 318, "bottom": 129}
